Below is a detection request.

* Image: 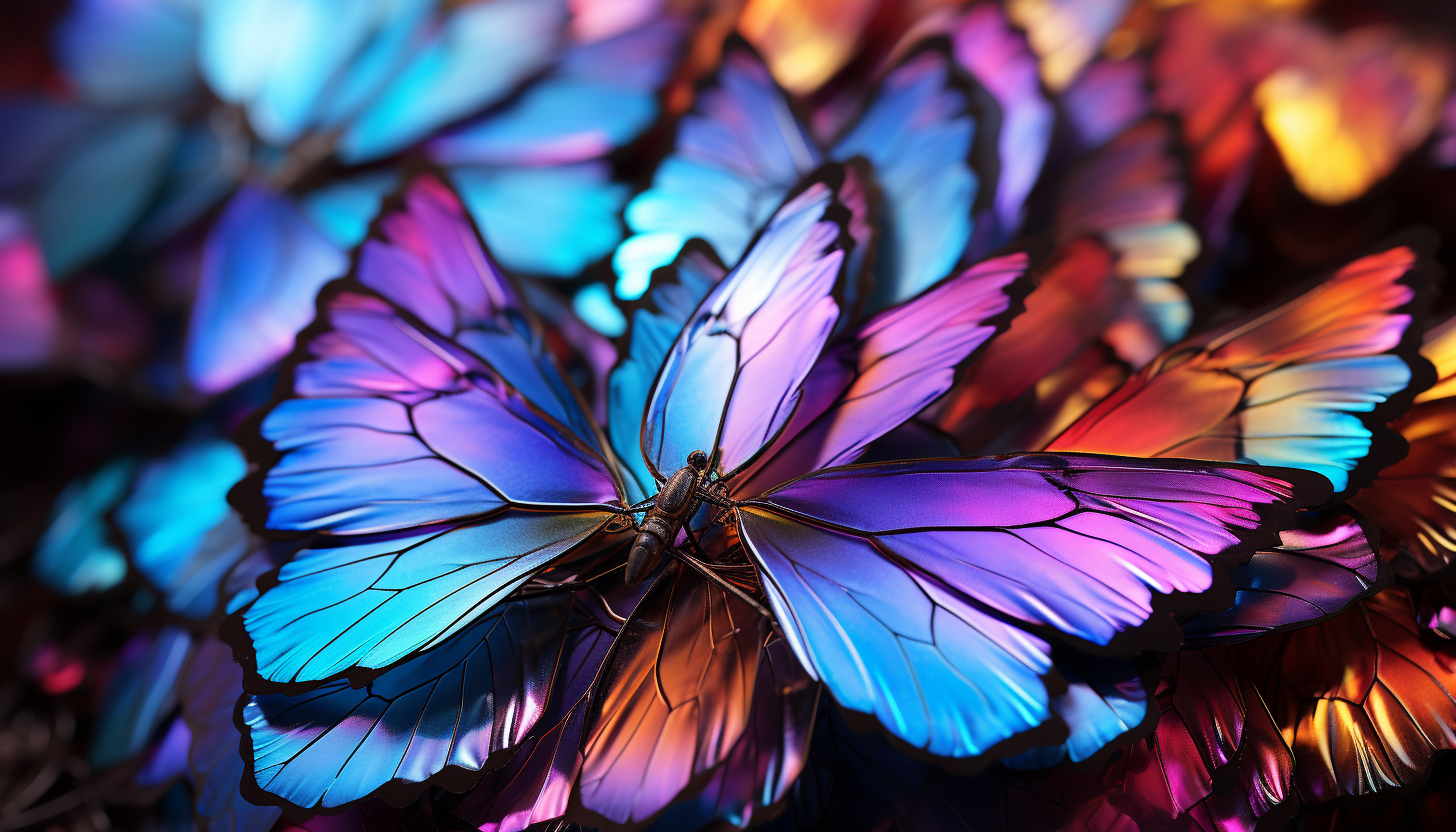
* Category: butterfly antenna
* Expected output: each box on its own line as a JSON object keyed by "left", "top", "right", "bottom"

{"left": 674, "top": 532, "right": 775, "bottom": 621}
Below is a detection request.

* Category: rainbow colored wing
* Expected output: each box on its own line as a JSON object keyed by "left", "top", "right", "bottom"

{"left": 641, "top": 169, "right": 858, "bottom": 479}
{"left": 1049, "top": 242, "right": 1431, "bottom": 498}
{"left": 737, "top": 454, "right": 1321, "bottom": 759}
{"left": 1353, "top": 315, "right": 1456, "bottom": 578}
{"left": 576, "top": 564, "right": 768, "bottom": 824}
{"left": 241, "top": 594, "right": 572, "bottom": 810}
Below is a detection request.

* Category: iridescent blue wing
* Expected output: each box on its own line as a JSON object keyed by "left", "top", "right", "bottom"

{"left": 736, "top": 454, "right": 1325, "bottom": 759}
{"left": 33, "top": 456, "right": 137, "bottom": 596}
{"left": 1182, "top": 509, "right": 1384, "bottom": 646}
{"left": 115, "top": 439, "right": 256, "bottom": 620}
{"left": 241, "top": 593, "right": 572, "bottom": 810}
{"left": 642, "top": 168, "right": 859, "bottom": 480}
{"left": 609, "top": 241, "right": 728, "bottom": 503}
{"left": 53, "top": 0, "right": 199, "bottom": 107}
{"left": 449, "top": 163, "right": 628, "bottom": 279}
{"left": 951, "top": 4, "right": 1054, "bottom": 251}
{"left": 181, "top": 638, "right": 282, "bottom": 832}
{"left": 613, "top": 40, "right": 822, "bottom": 299}
{"left": 829, "top": 43, "right": 1000, "bottom": 311}
{"left": 91, "top": 627, "right": 193, "bottom": 769}
{"left": 576, "top": 564, "right": 769, "bottom": 824}
{"left": 185, "top": 182, "right": 349, "bottom": 394}
{"left": 334, "top": 0, "right": 568, "bottom": 163}
{"left": 732, "top": 250, "right": 1031, "bottom": 497}
{"left": 352, "top": 174, "right": 605, "bottom": 454}
{"left": 429, "top": 16, "right": 685, "bottom": 167}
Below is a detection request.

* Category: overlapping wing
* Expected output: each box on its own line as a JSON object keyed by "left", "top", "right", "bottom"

{"left": 1353, "top": 315, "right": 1456, "bottom": 577}
{"left": 241, "top": 594, "right": 572, "bottom": 810}
{"left": 1049, "top": 242, "right": 1430, "bottom": 498}
{"left": 181, "top": 639, "right": 282, "bottom": 832}
{"left": 829, "top": 45, "right": 999, "bottom": 310}
{"left": 1241, "top": 587, "right": 1456, "bottom": 809}
{"left": 736, "top": 454, "right": 1323, "bottom": 759}
{"left": 115, "top": 439, "right": 258, "bottom": 620}
{"left": 576, "top": 564, "right": 768, "bottom": 824}
{"left": 613, "top": 41, "right": 822, "bottom": 299}
{"left": 732, "top": 250, "right": 1031, "bottom": 497}
{"left": 641, "top": 169, "right": 858, "bottom": 479}
{"left": 90, "top": 627, "right": 193, "bottom": 769}
{"left": 1183, "top": 509, "right": 1383, "bottom": 647}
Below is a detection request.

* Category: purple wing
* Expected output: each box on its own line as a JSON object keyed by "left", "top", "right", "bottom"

{"left": 641, "top": 167, "right": 861, "bottom": 479}
{"left": 1182, "top": 509, "right": 1384, "bottom": 647}
{"left": 258, "top": 290, "right": 621, "bottom": 536}
{"left": 354, "top": 174, "right": 606, "bottom": 454}
{"left": 736, "top": 454, "right": 1324, "bottom": 759}
{"left": 732, "top": 251, "right": 1031, "bottom": 497}
{"left": 575, "top": 564, "right": 768, "bottom": 824}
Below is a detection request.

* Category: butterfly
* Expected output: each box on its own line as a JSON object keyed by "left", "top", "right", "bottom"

{"left": 224, "top": 166, "right": 1324, "bottom": 826}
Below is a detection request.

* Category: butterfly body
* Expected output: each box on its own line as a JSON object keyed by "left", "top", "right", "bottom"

{"left": 627, "top": 449, "right": 711, "bottom": 584}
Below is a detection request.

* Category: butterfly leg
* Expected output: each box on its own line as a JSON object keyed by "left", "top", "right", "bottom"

{"left": 674, "top": 529, "right": 774, "bottom": 620}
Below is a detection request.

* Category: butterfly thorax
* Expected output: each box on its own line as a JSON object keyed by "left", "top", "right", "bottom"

{"left": 625, "top": 450, "right": 710, "bottom": 584}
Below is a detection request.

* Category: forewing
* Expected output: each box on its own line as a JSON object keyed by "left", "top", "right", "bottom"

{"left": 733, "top": 250, "right": 1031, "bottom": 497}
{"left": 737, "top": 454, "right": 1323, "bottom": 758}
{"left": 1183, "top": 509, "right": 1383, "bottom": 647}
{"left": 241, "top": 594, "right": 572, "bottom": 811}
{"left": 351, "top": 173, "right": 605, "bottom": 454}
{"left": 257, "top": 290, "right": 620, "bottom": 536}
{"left": 642, "top": 169, "right": 859, "bottom": 478}
{"left": 1050, "top": 242, "right": 1431, "bottom": 498}
{"left": 236, "top": 512, "right": 620, "bottom": 687}
{"left": 612, "top": 41, "right": 823, "bottom": 299}
{"left": 609, "top": 243, "right": 727, "bottom": 502}
{"left": 576, "top": 564, "right": 767, "bottom": 824}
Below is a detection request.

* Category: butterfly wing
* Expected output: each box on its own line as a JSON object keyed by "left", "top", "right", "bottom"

{"left": 829, "top": 44, "right": 1001, "bottom": 311}
{"left": 736, "top": 454, "right": 1323, "bottom": 759}
{"left": 951, "top": 4, "right": 1055, "bottom": 251}
{"left": 731, "top": 249, "right": 1032, "bottom": 497}
{"left": 610, "top": 242, "right": 728, "bottom": 503}
{"left": 613, "top": 41, "right": 823, "bottom": 299}
{"left": 54, "top": 0, "right": 199, "bottom": 107}
{"left": 576, "top": 563, "right": 768, "bottom": 824}
{"left": 181, "top": 638, "right": 283, "bottom": 832}
{"left": 241, "top": 594, "right": 572, "bottom": 811}
{"left": 1004, "top": 650, "right": 1153, "bottom": 770}
{"left": 1182, "top": 509, "right": 1383, "bottom": 647}
{"left": 1353, "top": 315, "right": 1456, "bottom": 577}
{"left": 33, "top": 456, "right": 137, "bottom": 596}
{"left": 114, "top": 439, "right": 257, "bottom": 620}
{"left": 641, "top": 167, "right": 860, "bottom": 479}
{"left": 1049, "top": 241, "right": 1432, "bottom": 498}
{"left": 90, "top": 627, "right": 193, "bottom": 769}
